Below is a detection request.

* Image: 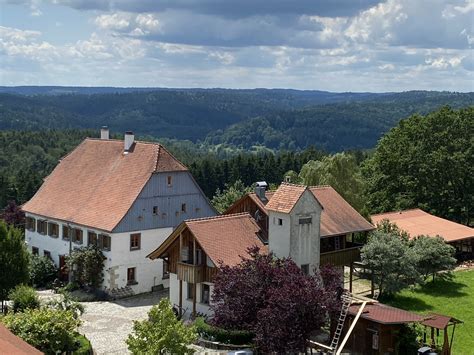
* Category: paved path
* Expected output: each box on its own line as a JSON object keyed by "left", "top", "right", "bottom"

{"left": 79, "top": 291, "right": 167, "bottom": 355}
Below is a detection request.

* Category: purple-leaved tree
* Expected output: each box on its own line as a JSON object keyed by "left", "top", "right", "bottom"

{"left": 211, "top": 246, "right": 342, "bottom": 353}
{"left": 1, "top": 200, "right": 25, "bottom": 228}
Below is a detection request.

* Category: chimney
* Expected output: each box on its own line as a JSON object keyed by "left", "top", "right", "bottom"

{"left": 100, "top": 126, "right": 109, "bottom": 140}
{"left": 124, "top": 131, "right": 134, "bottom": 152}
{"left": 255, "top": 181, "right": 268, "bottom": 202}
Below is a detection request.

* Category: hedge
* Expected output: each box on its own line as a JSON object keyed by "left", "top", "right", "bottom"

{"left": 194, "top": 317, "right": 254, "bottom": 345}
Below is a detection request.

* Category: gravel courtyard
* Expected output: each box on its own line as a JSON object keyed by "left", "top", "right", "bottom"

{"left": 79, "top": 291, "right": 167, "bottom": 355}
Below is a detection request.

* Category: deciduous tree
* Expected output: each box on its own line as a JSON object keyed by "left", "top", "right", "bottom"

{"left": 412, "top": 235, "right": 456, "bottom": 282}
{"left": 363, "top": 106, "right": 473, "bottom": 225}
{"left": 361, "top": 227, "right": 421, "bottom": 297}
{"left": 0, "top": 221, "right": 29, "bottom": 306}
{"left": 211, "top": 247, "right": 341, "bottom": 353}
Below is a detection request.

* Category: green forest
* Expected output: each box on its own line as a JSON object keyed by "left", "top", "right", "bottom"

{"left": 1, "top": 89, "right": 472, "bottom": 151}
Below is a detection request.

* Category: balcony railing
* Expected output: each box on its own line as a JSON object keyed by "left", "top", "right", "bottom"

{"left": 177, "top": 262, "right": 218, "bottom": 283}
{"left": 320, "top": 246, "right": 362, "bottom": 266}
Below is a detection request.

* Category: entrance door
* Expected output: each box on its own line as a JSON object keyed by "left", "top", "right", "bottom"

{"left": 59, "top": 255, "right": 69, "bottom": 281}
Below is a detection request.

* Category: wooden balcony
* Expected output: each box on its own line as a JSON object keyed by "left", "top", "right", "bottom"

{"left": 177, "top": 262, "right": 204, "bottom": 283}
{"left": 177, "top": 262, "right": 218, "bottom": 283}
{"left": 320, "top": 246, "right": 362, "bottom": 267}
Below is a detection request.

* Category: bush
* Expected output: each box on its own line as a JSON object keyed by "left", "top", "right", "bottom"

{"left": 8, "top": 285, "right": 40, "bottom": 312}
{"left": 126, "top": 298, "right": 196, "bottom": 354}
{"left": 74, "top": 333, "right": 93, "bottom": 355}
{"left": 194, "top": 317, "right": 254, "bottom": 345}
{"left": 2, "top": 308, "right": 81, "bottom": 354}
{"left": 29, "top": 255, "right": 57, "bottom": 288}
{"left": 47, "top": 292, "right": 84, "bottom": 319}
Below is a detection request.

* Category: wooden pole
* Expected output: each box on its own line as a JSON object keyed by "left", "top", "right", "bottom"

{"left": 178, "top": 280, "right": 183, "bottom": 318}
{"left": 349, "top": 263, "right": 353, "bottom": 293}
{"left": 371, "top": 270, "right": 374, "bottom": 298}
{"left": 192, "top": 283, "right": 197, "bottom": 317}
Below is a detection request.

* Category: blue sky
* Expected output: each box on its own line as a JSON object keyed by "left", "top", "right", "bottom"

{"left": 1, "top": 0, "right": 473, "bottom": 91}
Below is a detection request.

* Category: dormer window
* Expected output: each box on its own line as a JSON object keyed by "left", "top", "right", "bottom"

{"left": 167, "top": 176, "right": 172, "bottom": 187}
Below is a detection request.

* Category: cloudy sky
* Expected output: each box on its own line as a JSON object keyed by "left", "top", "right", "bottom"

{"left": 1, "top": 0, "right": 473, "bottom": 91}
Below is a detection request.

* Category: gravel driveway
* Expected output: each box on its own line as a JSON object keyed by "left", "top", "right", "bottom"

{"left": 79, "top": 291, "right": 167, "bottom": 354}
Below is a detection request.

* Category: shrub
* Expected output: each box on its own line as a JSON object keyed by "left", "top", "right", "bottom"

{"left": 66, "top": 246, "right": 105, "bottom": 289}
{"left": 126, "top": 298, "right": 197, "bottom": 354}
{"left": 29, "top": 255, "right": 57, "bottom": 288}
{"left": 47, "top": 292, "right": 84, "bottom": 319}
{"left": 74, "top": 334, "right": 93, "bottom": 355}
{"left": 194, "top": 317, "right": 254, "bottom": 345}
{"left": 2, "top": 308, "right": 81, "bottom": 354}
{"left": 8, "top": 285, "right": 40, "bottom": 312}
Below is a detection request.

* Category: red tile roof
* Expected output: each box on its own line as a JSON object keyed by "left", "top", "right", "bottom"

{"left": 22, "top": 138, "right": 187, "bottom": 232}
{"left": 265, "top": 183, "right": 309, "bottom": 213}
{"left": 242, "top": 185, "right": 374, "bottom": 237}
{"left": 186, "top": 213, "right": 266, "bottom": 266}
{"left": 348, "top": 303, "right": 424, "bottom": 325}
{"left": 310, "top": 186, "right": 375, "bottom": 237}
{"left": 0, "top": 324, "right": 43, "bottom": 354}
{"left": 371, "top": 209, "right": 473, "bottom": 242}
{"left": 421, "top": 313, "right": 462, "bottom": 329}
{"left": 148, "top": 213, "right": 266, "bottom": 267}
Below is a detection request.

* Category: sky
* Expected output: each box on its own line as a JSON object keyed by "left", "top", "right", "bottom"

{"left": 0, "top": 0, "right": 473, "bottom": 92}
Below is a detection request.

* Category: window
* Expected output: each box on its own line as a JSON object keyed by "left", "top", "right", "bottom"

{"left": 26, "top": 217, "right": 36, "bottom": 231}
{"left": 152, "top": 206, "right": 159, "bottom": 215}
{"left": 162, "top": 260, "right": 169, "bottom": 279}
{"left": 201, "top": 284, "right": 210, "bottom": 305}
{"left": 37, "top": 220, "right": 47, "bottom": 235}
{"left": 43, "top": 250, "right": 51, "bottom": 259}
{"left": 127, "top": 267, "right": 137, "bottom": 285}
{"left": 73, "top": 228, "right": 83, "bottom": 244}
{"left": 299, "top": 217, "right": 312, "bottom": 225}
{"left": 99, "top": 234, "right": 111, "bottom": 251}
{"left": 32, "top": 247, "right": 39, "bottom": 255}
{"left": 48, "top": 222, "right": 59, "bottom": 238}
{"left": 130, "top": 233, "right": 141, "bottom": 250}
{"left": 181, "top": 203, "right": 187, "bottom": 213}
{"left": 62, "top": 225, "right": 71, "bottom": 240}
{"left": 88, "top": 231, "right": 98, "bottom": 246}
{"left": 167, "top": 175, "right": 172, "bottom": 186}
{"left": 187, "top": 283, "right": 194, "bottom": 300}
{"left": 301, "top": 264, "right": 310, "bottom": 275}
{"left": 278, "top": 218, "right": 283, "bottom": 226}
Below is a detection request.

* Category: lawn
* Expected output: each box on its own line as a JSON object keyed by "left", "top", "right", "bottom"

{"left": 386, "top": 269, "right": 474, "bottom": 355}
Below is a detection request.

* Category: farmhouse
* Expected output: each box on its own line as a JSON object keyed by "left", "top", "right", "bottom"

{"left": 22, "top": 129, "right": 216, "bottom": 295}
{"left": 371, "top": 209, "right": 474, "bottom": 260}
{"left": 148, "top": 182, "right": 374, "bottom": 316}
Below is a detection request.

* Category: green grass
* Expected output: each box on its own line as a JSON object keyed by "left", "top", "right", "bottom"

{"left": 386, "top": 269, "right": 473, "bottom": 355}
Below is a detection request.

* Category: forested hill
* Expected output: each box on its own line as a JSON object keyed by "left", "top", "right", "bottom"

{"left": 0, "top": 89, "right": 472, "bottom": 151}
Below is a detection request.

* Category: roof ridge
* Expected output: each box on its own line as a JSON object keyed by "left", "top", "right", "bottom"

{"left": 185, "top": 212, "right": 251, "bottom": 224}
{"left": 372, "top": 208, "right": 425, "bottom": 216}
{"left": 86, "top": 137, "right": 165, "bottom": 147}
{"left": 280, "top": 181, "right": 307, "bottom": 188}
{"left": 308, "top": 185, "right": 333, "bottom": 189}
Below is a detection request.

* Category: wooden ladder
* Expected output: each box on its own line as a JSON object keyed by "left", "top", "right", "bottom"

{"left": 329, "top": 291, "right": 352, "bottom": 352}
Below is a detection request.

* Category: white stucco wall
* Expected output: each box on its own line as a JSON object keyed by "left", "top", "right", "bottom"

{"left": 106, "top": 227, "right": 172, "bottom": 294}
{"left": 267, "top": 190, "right": 322, "bottom": 274}
{"left": 169, "top": 273, "right": 213, "bottom": 317}
{"left": 25, "top": 213, "right": 171, "bottom": 294}
{"left": 268, "top": 211, "right": 291, "bottom": 258}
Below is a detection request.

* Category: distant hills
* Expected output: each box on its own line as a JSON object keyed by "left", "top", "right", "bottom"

{"left": 0, "top": 87, "right": 472, "bottom": 151}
